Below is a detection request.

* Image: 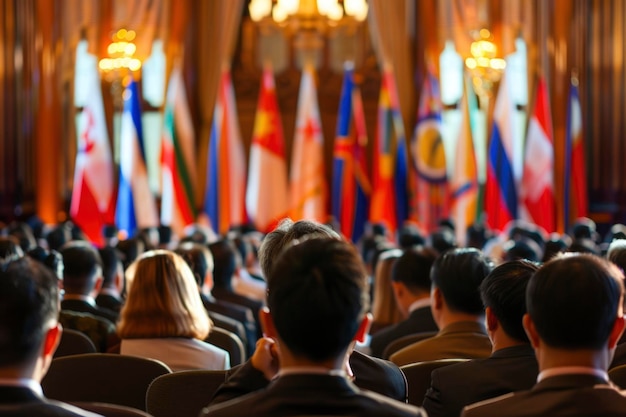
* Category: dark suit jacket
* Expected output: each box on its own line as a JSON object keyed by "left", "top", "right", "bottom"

{"left": 95, "top": 293, "right": 123, "bottom": 313}
{"left": 462, "top": 374, "right": 626, "bottom": 417}
{"left": 0, "top": 385, "right": 100, "bottom": 416}
{"left": 611, "top": 342, "right": 626, "bottom": 368}
{"left": 210, "top": 350, "right": 407, "bottom": 404}
{"left": 201, "top": 293, "right": 257, "bottom": 355}
{"left": 423, "top": 344, "right": 538, "bottom": 417}
{"left": 370, "top": 307, "right": 438, "bottom": 358}
{"left": 201, "top": 373, "right": 423, "bottom": 417}
{"left": 61, "top": 299, "right": 117, "bottom": 325}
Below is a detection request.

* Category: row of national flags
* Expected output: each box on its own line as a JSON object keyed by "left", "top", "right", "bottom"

{"left": 70, "top": 59, "right": 589, "bottom": 246}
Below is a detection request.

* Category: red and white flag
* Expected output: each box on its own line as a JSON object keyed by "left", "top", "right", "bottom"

{"left": 520, "top": 76, "right": 556, "bottom": 232}
{"left": 246, "top": 65, "right": 289, "bottom": 232}
{"left": 70, "top": 67, "right": 115, "bottom": 246}
{"left": 289, "top": 65, "right": 327, "bottom": 222}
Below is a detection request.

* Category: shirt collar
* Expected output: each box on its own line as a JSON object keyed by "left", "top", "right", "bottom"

{"left": 62, "top": 294, "right": 96, "bottom": 306}
{"left": 277, "top": 367, "right": 347, "bottom": 379}
{"left": 538, "top": 366, "right": 608, "bottom": 383}
{"left": 0, "top": 378, "right": 43, "bottom": 396}
{"left": 408, "top": 298, "right": 431, "bottom": 313}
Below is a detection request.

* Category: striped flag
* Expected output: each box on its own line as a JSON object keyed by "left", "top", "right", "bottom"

{"left": 520, "top": 76, "right": 556, "bottom": 232}
{"left": 246, "top": 65, "right": 289, "bottom": 233}
{"left": 203, "top": 68, "right": 247, "bottom": 235}
{"left": 370, "top": 67, "right": 408, "bottom": 234}
{"left": 289, "top": 65, "right": 327, "bottom": 222}
{"left": 115, "top": 78, "right": 159, "bottom": 238}
{"left": 70, "top": 66, "right": 115, "bottom": 247}
{"left": 410, "top": 69, "right": 449, "bottom": 233}
{"left": 564, "top": 78, "right": 588, "bottom": 231}
{"left": 332, "top": 65, "right": 371, "bottom": 242}
{"left": 161, "top": 65, "right": 197, "bottom": 237}
{"left": 485, "top": 72, "right": 517, "bottom": 232}
{"left": 450, "top": 79, "right": 478, "bottom": 246}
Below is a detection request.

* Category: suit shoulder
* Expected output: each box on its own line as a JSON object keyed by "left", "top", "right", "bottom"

{"left": 462, "top": 392, "right": 516, "bottom": 416}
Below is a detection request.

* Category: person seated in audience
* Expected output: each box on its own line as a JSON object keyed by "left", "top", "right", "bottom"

{"left": 429, "top": 227, "right": 457, "bottom": 255}
{"left": 115, "top": 236, "right": 145, "bottom": 271}
{"left": 118, "top": 250, "right": 229, "bottom": 371}
{"left": 211, "top": 219, "right": 408, "bottom": 403}
{"left": 6, "top": 221, "right": 37, "bottom": 253}
{"left": 175, "top": 242, "right": 256, "bottom": 356}
{"left": 0, "top": 256, "right": 99, "bottom": 416}
{"left": 369, "top": 246, "right": 439, "bottom": 358}
{"left": 369, "top": 248, "right": 404, "bottom": 335}
{"left": 228, "top": 234, "right": 266, "bottom": 302}
{"left": 0, "top": 235, "right": 24, "bottom": 263}
{"left": 201, "top": 238, "right": 425, "bottom": 417}
{"left": 542, "top": 232, "right": 571, "bottom": 263}
{"left": 209, "top": 239, "right": 264, "bottom": 337}
{"left": 462, "top": 253, "right": 626, "bottom": 417}
{"left": 398, "top": 223, "right": 426, "bottom": 249}
{"left": 390, "top": 248, "right": 493, "bottom": 366}
{"left": 606, "top": 239, "right": 626, "bottom": 366}
{"left": 45, "top": 222, "right": 73, "bottom": 252}
{"left": 423, "top": 260, "right": 539, "bottom": 417}
{"left": 60, "top": 241, "right": 118, "bottom": 324}
{"left": 502, "top": 237, "right": 542, "bottom": 263}
{"left": 95, "top": 246, "right": 124, "bottom": 313}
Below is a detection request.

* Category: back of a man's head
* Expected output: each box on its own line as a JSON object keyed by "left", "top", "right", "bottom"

{"left": 208, "top": 239, "right": 238, "bottom": 290}
{"left": 391, "top": 246, "right": 438, "bottom": 295}
{"left": 481, "top": 259, "right": 539, "bottom": 343}
{"left": 607, "top": 239, "right": 626, "bottom": 271}
{"left": 60, "top": 241, "right": 102, "bottom": 295}
{"left": 527, "top": 253, "right": 624, "bottom": 350}
{"left": 98, "top": 246, "right": 122, "bottom": 289}
{"left": 431, "top": 247, "right": 493, "bottom": 315}
{"left": 268, "top": 238, "right": 368, "bottom": 362}
{"left": 0, "top": 257, "right": 60, "bottom": 369}
{"left": 258, "top": 219, "right": 339, "bottom": 278}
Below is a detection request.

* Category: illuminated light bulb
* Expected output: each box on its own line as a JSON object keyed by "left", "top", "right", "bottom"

{"left": 280, "top": 0, "right": 299, "bottom": 15}
{"left": 273, "top": 4, "right": 289, "bottom": 23}
{"left": 126, "top": 30, "right": 136, "bottom": 41}
{"left": 327, "top": 3, "right": 343, "bottom": 20}
{"left": 116, "top": 28, "right": 127, "bottom": 40}
{"left": 317, "top": 0, "right": 333, "bottom": 16}
{"left": 124, "top": 43, "right": 136, "bottom": 56}
{"left": 129, "top": 59, "right": 142, "bottom": 71}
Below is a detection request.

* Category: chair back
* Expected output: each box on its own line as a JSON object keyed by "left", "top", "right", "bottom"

{"left": 382, "top": 331, "right": 438, "bottom": 359}
{"left": 205, "top": 327, "right": 245, "bottom": 366}
{"left": 146, "top": 370, "right": 228, "bottom": 417}
{"left": 54, "top": 329, "right": 97, "bottom": 358}
{"left": 401, "top": 358, "right": 469, "bottom": 406}
{"left": 70, "top": 401, "right": 153, "bottom": 417}
{"left": 42, "top": 353, "right": 172, "bottom": 411}
{"left": 609, "top": 364, "right": 626, "bottom": 388}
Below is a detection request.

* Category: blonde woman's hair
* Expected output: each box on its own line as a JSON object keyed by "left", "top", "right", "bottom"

{"left": 371, "top": 249, "right": 403, "bottom": 326}
{"left": 117, "top": 250, "right": 211, "bottom": 340}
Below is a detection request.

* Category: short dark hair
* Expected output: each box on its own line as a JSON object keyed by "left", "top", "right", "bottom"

{"left": 391, "top": 247, "right": 438, "bottom": 294}
{"left": 607, "top": 239, "right": 626, "bottom": 272}
{"left": 208, "top": 239, "right": 238, "bottom": 290}
{"left": 175, "top": 242, "right": 214, "bottom": 288}
{"left": 60, "top": 241, "right": 102, "bottom": 295}
{"left": 0, "top": 257, "right": 60, "bottom": 367}
{"left": 527, "top": 253, "right": 624, "bottom": 350}
{"left": 98, "top": 246, "right": 122, "bottom": 287}
{"left": 480, "top": 260, "right": 539, "bottom": 343}
{"left": 431, "top": 248, "right": 493, "bottom": 314}
{"left": 268, "top": 238, "right": 368, "bottom": 362}
{"left": 258, "top": 219, "right": 339, "bottom": 278}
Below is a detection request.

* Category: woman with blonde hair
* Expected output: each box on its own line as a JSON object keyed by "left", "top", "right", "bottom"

{"left": 369, "top": 248, "right": 404, "bottom": 334}
{"left": 118, "top": 250, "right": 230, "bottom": 371}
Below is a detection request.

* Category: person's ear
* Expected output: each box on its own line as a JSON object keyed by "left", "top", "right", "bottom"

{"left": 609, "top": 315, "right": 625, "bottom": 349}
{"left": 523, "top": 313, "right": 540, "bottom": 348}
{"left": 391, "top": 281, "right": 403, "bottom": 299}
{"left": 42, "top": 323, "right": 62, "bottom": 358}
{"left": 260, "top": 306, "right": 277, "bottom": 339}
{"left": 432, "top": 287, "right": 443, "bottom": 310}
{"left": 485, "top": 306, "right": 499, "bottom": 332}
{"left": 354, "top": 313, "right": 373, "bottom": 343}
{"left": 93, "top": 276, "right": 103, "bottom": 294}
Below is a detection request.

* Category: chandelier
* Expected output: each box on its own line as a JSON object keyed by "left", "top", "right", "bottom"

{"left": 464, "top": 28, "right": 506, "bottom": 99}
{"left": 247, "top": 0, "right": 369, "bottom": 71}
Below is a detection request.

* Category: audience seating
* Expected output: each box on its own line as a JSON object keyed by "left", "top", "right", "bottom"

{"left": 206, "top": 327, "right": 246, "bottom": 366}
{"left": 609, "top": 364, "right": 626, "bottom": 388}
{"left": 400, "top": 358, "right": 469, "bottom": 406}
{"left": 54, "top": 329, "right": 97, "bottom": 358}
{"left": 70, "top": 401, "right": 153, "bottom": 417}
{"left": 146, "top": 370, "right": 228, "bottom": 417}
{"left": 382, "top": 331, "right": 438, "bottom": 360}
{"left": 42, "top": 353, "right": 172, "bottom": 411}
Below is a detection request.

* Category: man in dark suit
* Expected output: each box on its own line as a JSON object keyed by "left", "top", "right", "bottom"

{"left": 201, "top": 238, "right": 424, "bottom": 416}
{"left": 369, "top": 247, "right": 439, "bottom": 358}
{"left": 0, "top": 257, "right": 99, "bottom": 416}
{"left": 423, "top": 260, "right": 539, "bottom": 417}
{"left": 95, "top": 246, "right": 124, "bottom": 313}
{"left": 463, "top": 253, "right": 626, "bottom": 417}
{"left": 60, "top": 241, "right": 118, "bottom": 325}
{"left": 390, "top": 248, "right": 494, "bottom": 365}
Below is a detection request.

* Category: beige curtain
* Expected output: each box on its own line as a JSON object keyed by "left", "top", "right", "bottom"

{"left": 194, "top": 0, "right": 244, "bottom": 205}
{"left": 368, "top": 0, "right": 416, "bottom": 136}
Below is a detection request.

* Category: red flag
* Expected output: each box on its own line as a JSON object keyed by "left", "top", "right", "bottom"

{"left": 70, "top": 68, "right": 115, "bottom": 247}
{"left": 246, "top": 65, "right": 289, "bottom": 232}
{"left": 289, "top": 66, "right": 327, "bottom": 222}
{"left": 520, "top": 77, "right": 556, "bottom": 232}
